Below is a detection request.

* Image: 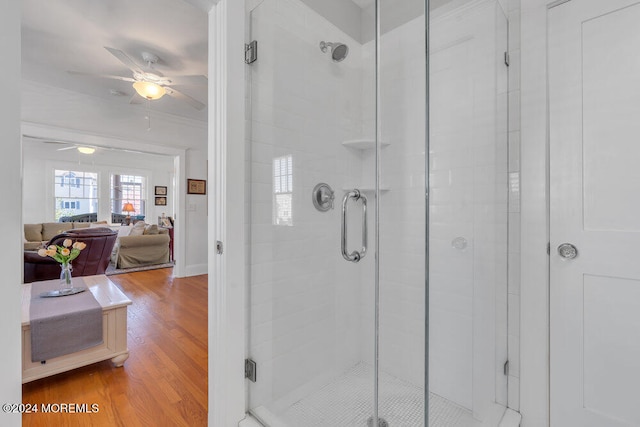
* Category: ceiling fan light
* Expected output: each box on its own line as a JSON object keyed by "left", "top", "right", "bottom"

{"left": 133, "top": 81, "right": 166, "bottom": 100}
{"left": 77, "top": 146, "right": 96, "bottom": 154}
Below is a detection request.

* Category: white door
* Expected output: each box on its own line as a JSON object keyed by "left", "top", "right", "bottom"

{"left": 549, "top": 0, "right": 640, "bottom": 425}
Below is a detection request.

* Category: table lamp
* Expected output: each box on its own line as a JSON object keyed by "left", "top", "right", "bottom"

{"left": 122, "top": 203, "right": 135, "bottom": 225}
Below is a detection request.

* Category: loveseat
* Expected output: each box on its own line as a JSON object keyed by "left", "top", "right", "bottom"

{"left": 24, "top": 227, "right": 117, "bottom": 283}
{"left": 23, "top": 221, "right": 110, "bottom": 251}
{"left": 110, "top": 222, "right": 170, "bottom": 269}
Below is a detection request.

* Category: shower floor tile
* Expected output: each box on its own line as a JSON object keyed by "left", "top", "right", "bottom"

{"left": 269, "top": 363, "right": 473, "bottom": 427}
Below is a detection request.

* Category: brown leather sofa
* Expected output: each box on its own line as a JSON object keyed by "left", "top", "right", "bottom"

{"left": 24, "top": 227, "right": 118, "bottom": 283}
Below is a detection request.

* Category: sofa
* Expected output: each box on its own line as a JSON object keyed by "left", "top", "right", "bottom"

{"left": 110, "top": 222, "right": 170, "bottom": 269}
{"left": 23, "top": 221, "right": 110, "bottom": 251}
{"left": 24, "top": 227, "right": 118, "bottom": 283}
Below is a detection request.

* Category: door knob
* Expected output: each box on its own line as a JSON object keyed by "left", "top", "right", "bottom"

{"left": 557, "top": 243, "right": 578, "bottom": 259}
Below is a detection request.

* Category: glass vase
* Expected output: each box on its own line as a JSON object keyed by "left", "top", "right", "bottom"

{"left": 60, "top": 262, "right": 73, "bottom": 290}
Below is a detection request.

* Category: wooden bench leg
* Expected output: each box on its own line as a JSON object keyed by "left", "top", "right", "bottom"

{"left": 111, "top": 352, "right": 129, "bottom": 367}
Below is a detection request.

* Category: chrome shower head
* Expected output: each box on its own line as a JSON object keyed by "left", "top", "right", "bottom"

{"left": 319, "top": 41, "right": 349, "bottom": 62}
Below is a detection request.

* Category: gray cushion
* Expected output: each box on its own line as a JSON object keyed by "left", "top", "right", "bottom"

{"left": 143, "top": 224, "right": 159, "bottom": 235}
{"left": 24, "top": 224, "right": 43, "bottom": 242}
{"left": 129, "top": 221, "right": 146, "bottom": 236}
{"left": 42, "top": 222, "right": 73, "bottom": 241}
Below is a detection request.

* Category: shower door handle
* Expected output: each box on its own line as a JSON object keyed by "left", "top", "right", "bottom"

{"left": 341, "top": 189, "right": 367, "bottom": 263}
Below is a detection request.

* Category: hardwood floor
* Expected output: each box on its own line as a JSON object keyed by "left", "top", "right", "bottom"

{"left": 22, "top": 268, "right": 208, "bottom": 427}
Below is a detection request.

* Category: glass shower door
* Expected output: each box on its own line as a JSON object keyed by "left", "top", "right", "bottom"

{"left": 246, "top": 0, "right": 380, "bottom": 424}
{"left": 426, "top": 1, "right": 509, "bottom": 425}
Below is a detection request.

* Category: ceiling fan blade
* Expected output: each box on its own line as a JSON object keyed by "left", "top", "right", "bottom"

{"left": 104, "top": 47, "right": 144, "bottom": 74}
{"left": 56, "top": 146, "right": 76, "bottom": 151}
{"left": 40, "top": 140, "right": 67, "bottom": 145}
{"left": 67, "top": 70, "right": 135, "bottom": 83}
{"left": 165, "top": 87, "right": 206, "bottom": 110}
{"left": 129, "top": 94, "right": 144, "bottom": 105}
{"left": 163, "top": 75, "right": 208, "bottom": 86}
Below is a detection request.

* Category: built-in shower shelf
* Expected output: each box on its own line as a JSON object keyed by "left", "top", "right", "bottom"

{"left": 342, "top": 187, "right": 390, "bottom": 193}
{"left": 342, "top": 139, "right": 390, "bottom": 150}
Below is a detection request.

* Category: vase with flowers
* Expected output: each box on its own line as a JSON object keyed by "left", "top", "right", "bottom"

{"left": 37, "top": 239, "right": 87, "bottom": 290}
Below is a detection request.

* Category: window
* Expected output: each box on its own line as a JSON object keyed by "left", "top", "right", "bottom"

{"left": 54, "top": 170, "right": 98, "bottom": 220}
{"left": 59, "top": 173, "right": 81, "bottom": 188}
{"left": 111, "top": 174, "right": 146, "bottom": 216}
{"left": 273, "top": 155, "right": 293, "bottom": 226}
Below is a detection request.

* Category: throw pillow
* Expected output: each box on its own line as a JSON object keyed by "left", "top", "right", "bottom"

{"left": 24, "top": 223, "right": 43, "bottom": 242}
{"left": 144, "top": 224, "right": 159, "bottom": 235}
{"left": 117, "top": 225, "right": 132, "bottom": 238}
{"left": 89, "top": 222, "right": 107, "bottom": 228}
{"left": 129, "top": 221, "right": 146, "bottom": 236}
{"left": 42, "top": 222, "right": 73, "bottom": 240}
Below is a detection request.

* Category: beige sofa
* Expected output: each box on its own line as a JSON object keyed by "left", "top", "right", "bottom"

{"left": 110, "top": 223, "right": 170, "bottom": 269}
{"left": 23, "top": 222, "right": 108, "bottom": 250}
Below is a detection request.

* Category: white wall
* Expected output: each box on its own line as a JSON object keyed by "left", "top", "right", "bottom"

{"left": 185, "top": 147, "right": 209, "bottom": 275}
{"left": 0, "top": 1, "right": 24, "bottom": 425}
{"left": 21, "top": 81, "right": 208, "bottom": 276}
{"left": 209, "top": 1, "right": 247, "bottom": 425}
{"left": 22, "top": 80, "right": 206, "bottom": 151}
{"left": 299, "top": 0, "right": 363, "bottom": 42}
{"left": 519, "top": 0, "right": 550, "bottom": 425}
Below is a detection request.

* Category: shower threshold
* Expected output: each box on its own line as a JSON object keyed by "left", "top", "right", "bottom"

{"left": 248, "top": 363, "right": 476, "bottom": 427}
{"left": 366, "top": 415, "right": 389, "bottom": 427}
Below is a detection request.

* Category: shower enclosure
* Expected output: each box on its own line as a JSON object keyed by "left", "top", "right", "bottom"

{"left": 245, "top": 0, "right": 508, "bottom": 425}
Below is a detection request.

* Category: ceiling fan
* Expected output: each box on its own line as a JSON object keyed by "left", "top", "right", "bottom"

{"left": 36, "top": 140, "right": 99, "bottom": 154}
{"left": 37, "top": 140, "right": 143, "bottom": 155}
{"left": 68, "top": 47, "right": 207, "bottom": 110}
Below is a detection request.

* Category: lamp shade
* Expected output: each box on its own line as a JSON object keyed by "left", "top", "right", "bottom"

{"left": 122, "top": 203, "right": 135, "bottom": 214}
{"left": 133, "top": 81, "right": 166, "bottom": 100}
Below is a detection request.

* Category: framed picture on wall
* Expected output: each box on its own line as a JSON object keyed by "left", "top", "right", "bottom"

{"left": 187, "top": 179, "right": 206, "bottom": 195}
{"left": 155, "top": 186, "right": 167, "bottom": 196}
{"left": 155, "top": 196, "right": 167, "bottom": 206}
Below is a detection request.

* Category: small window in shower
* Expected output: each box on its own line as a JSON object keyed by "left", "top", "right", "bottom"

{"left": 273, "top": 155, "right": 293, "bottom": 226}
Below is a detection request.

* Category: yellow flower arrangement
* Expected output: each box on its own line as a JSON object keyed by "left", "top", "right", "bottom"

{"left": 38, "top": 239, "right": 87, "bottom": 287}
{"left": 37, "top": 239, "right": 86, "bottom": 264}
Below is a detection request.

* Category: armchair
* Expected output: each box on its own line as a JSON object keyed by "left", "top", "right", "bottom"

{"left": 24, "top": 227, "right": 118, "bottom": 283}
